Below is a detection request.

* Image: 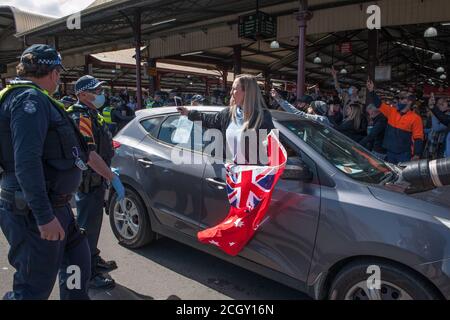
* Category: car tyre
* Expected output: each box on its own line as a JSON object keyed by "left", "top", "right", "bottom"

{"left": 109, "top": 187, "right": 154, "bottom": 249}
{"left": 328, "top": 260, "right": 440, "bottom": 300}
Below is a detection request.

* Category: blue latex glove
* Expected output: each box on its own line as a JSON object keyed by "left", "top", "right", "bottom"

{"left": 111, "top": 169, "right": 125, "bottom": 201}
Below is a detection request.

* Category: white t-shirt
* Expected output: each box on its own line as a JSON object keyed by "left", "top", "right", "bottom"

{"left": 226, "top": 107, "right": 246, "bottom": 164}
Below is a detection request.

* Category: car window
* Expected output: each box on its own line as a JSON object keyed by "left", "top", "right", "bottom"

{"left": 279, "top": 119, "right": 391, "bottom": 184}
{"left": 158, "top": 115, "right": 205, "bottom": 151}
{"left": 140, "top": 117, "right": 163, "bottom": 138}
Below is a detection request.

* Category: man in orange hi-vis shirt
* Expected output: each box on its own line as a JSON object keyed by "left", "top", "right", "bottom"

{"left": 367, "top": 78, "right": 424, "bottom": 164}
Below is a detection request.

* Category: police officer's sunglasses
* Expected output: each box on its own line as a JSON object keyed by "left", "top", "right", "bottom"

{"left": 86, "top": 88, "right": 104, "bottom": 95}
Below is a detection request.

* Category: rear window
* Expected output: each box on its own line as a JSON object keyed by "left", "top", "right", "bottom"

{"left": 140, "top": 117, "right": 163, "bottom": 138}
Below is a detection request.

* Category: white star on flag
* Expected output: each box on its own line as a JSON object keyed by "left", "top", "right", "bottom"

{"left": 234, "top": 218, "right": 244, "bottom": 228}
{"left": 229, "top": 242, "right": 236, "bottom": 247}
{"left": 209, "top": 240, "right": 220, "bottom": 247}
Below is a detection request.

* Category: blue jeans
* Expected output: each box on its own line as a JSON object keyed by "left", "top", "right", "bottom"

{"left": 0, "top": 200, "right": 90, "bottom": 300}
{"left": 386, "top": 151, "right": 412, "bottom": 164}
{"left": 75, "top": 185, "right": 106, "bottom": 276}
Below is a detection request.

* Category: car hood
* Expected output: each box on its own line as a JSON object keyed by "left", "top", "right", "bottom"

{"left": 408, "top": 186, "right": 450, "bottom": 209}
{"left": 368, "top": 185, "right": 450, "bottom": 218}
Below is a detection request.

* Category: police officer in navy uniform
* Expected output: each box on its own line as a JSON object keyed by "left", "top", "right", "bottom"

{"left": 0, "top": 44, "right": 92, "bottom": 299}
{"left": 67, "top": 75, "right": 125, "bottom": 289}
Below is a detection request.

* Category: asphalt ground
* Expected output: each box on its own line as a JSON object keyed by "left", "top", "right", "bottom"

{"left": 0, "top": 209, "right": 310, "bottom": 300}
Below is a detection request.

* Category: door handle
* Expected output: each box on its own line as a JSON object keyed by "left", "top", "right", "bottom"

{"left": 206, "top": 178, "right": 227, "bottom": 190}
{"left": 137, "top": 158, "right": 153, "bottom": 168}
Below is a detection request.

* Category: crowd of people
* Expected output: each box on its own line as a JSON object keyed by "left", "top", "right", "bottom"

{"left": 266, "top": 68, "right": 450, "bottom": 165}
{"left": 55, "top": 64, "right": 450, "bottom": 166}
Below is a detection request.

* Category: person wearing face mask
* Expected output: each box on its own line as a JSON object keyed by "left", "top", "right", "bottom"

{"left": 0, "top": 44, "right": 92, "bottom": 299}
{"left": 67, "top": 75, "right": 126, "bottom": 290}
{"left": 367, "top": 78, "right": 424, "bottom": 164}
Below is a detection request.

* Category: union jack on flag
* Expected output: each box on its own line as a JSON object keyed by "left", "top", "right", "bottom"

{"left": 198, "top": 130, "right": 287, "bottom": 256}
{"left": 226, "top": 166, "right": 277, "bottom": 211}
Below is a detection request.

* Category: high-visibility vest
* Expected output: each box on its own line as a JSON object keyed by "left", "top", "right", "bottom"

{"left": 102, "top": 106, "right": 115, "bottom": 124}
{"left": 66, "top": 104, "right": 107, "bottom": 127}
{"left": 0, "top": 83, "right": 66, "bottom": 111}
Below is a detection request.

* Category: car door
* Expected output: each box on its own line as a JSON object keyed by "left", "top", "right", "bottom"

{"left": 200, "top": 125, "right": 321, "bottom": 283}
{"left": 134, "top": 114, "right": 206, "bottom": 237}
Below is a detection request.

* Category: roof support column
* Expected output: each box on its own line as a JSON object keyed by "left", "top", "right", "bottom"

{"left": 264, "top": 71, "right": 271, "bottom": 97}
{"left": 156, "top": 73, "right": 161, "bottom": 92}
{"left": 222, "top": 68, "right": 228, "bottom": 93}
{"left": 147, "top": 57, "right": 157, "bottom": 96}
{"left": 134, "top": 10, "right": 143, "bottom": 110}
{"left": 233, "top": 45, "right": 242, "bottom": 78}
{"left": 368, "top": 29, "right": 379, "bottom": 82}
{"left": 295, "top": 0, "right": 313, "bottom": 99}
{"left": 204, "top": 77, "right": 210, "bottom": 96}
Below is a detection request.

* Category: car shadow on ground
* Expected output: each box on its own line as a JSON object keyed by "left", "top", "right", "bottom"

{"left": 126, "top": 237, "right": 310, "bottom": 300}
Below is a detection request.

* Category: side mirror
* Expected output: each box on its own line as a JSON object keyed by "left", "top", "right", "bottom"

{"left": 282, "top": 158, "right": 313, "bottom": 182}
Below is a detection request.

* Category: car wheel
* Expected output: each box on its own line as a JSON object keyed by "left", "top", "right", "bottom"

{"left": 109, "top": 187, "right": 154, "bottom": 249}
{"left": 328, "top": 260, "right": 440, "bottom": 300}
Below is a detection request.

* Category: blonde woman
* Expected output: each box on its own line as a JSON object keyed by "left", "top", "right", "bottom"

{"left": 178, "top": 74, "right": 275, "bottom": 165}
{"left": 337, "top": 102, "right": 368, "bottom": 142}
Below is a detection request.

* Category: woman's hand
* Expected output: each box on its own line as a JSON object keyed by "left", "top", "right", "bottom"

{"left": 331, "top": 66, "right": 337, "bottom": 78}
{"left": 177, "top": 106, "right": 189, "bottom": 116}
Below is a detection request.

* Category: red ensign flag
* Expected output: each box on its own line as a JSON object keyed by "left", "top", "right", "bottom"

{"left": 197, "top": 130, "right": 287, "bottom": 256}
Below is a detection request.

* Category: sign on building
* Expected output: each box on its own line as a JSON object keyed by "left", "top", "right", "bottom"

{"left": 338, "top": 42, "right": 353, "bottom": 54}
{"left": 375, "top": 65, "right": 392, "bottom": 82}
{"left": 238, "top": 11, "right": 277, "bottom": 40}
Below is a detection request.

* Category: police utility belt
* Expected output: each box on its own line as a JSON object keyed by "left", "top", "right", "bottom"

{"left": 0, "top": 188, "right": 72, "bottom": 216}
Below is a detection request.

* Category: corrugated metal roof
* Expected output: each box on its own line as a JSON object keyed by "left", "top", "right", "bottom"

{"left": 0, "top": 5, "right": 55, "bottom": 35}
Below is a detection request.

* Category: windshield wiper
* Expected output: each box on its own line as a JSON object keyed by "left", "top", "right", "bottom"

{"left": 379, "top": 171, "right": 398, "bottom": 184}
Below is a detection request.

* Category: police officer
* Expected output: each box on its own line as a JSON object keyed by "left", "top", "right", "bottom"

{"left": 67, "top": 75, "right": 125, "bottom": 289}
{"left": 102, "top": 100, "right": 117, "bottom": 135}
{"left": 111, "top": 96, "right": 135, "bottom": 132}
{"left": 0, "top": 44, "right": 91, "bottom": 299}
{"left": 191, "top": 94, "right": 205, "bottom": 106}
{"left": 60, "top": 95, "right": 76, "bottom": 109}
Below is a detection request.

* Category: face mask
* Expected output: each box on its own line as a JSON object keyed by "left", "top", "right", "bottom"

{"left": 397, "top": 103, "right": 407, "bottom": 111}
{"left": 92, "top": 94, "right": 106, "bottom": 109}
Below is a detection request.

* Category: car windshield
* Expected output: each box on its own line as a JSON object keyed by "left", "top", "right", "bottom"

{"left": 279, "top": 119, "right": 392, "bottom": 184}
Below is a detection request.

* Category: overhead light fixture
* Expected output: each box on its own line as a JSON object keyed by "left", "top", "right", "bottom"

{"left": 437, "top": 67, "right": 445, "bottom": 73}
{"left": 361, "top": 66, "right": 365, "bottom": 69}
{"left": 151, "top": 18, "right": 177, "bottom": 26}
{"left": 424, "top": 26, "right": 438, "bottom": 38}
{"left": 432, "top": 53, "right": 442, "bottom": 61}
{"left": 313, "top": 54, "right": 322, "bottom": 64}
{"left": 340, "top": 67, "right": 348, "bottom": 75}
{"left": 189, "top": 82, "right": 193, "bottom": 85}
{"left": 270, "top": 40, "right": 280, "bottom": 49}
{"left": 180, "top": 51, "right": 203, "bottom": 56}
{"left": 440, "top": 74, "right": 447, "bottom": 80}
